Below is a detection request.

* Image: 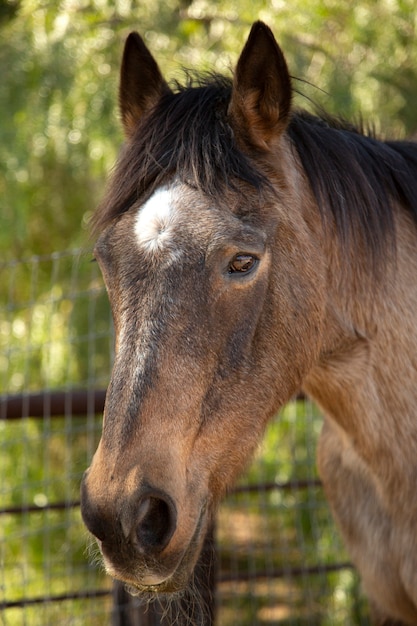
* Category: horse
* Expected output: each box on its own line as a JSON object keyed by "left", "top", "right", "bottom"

{"left": 80, "top": 21, "right": 417, "bottom": 625}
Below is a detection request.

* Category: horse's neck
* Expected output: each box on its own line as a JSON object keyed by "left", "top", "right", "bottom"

{"left": 303, "top": 210, "right": 417, "bottom": 492}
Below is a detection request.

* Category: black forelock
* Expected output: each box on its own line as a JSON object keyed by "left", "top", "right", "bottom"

{"left": 93, "top": 74, "right": 268, "bottom": 232}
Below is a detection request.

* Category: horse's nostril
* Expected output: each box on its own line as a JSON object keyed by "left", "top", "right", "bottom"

{"left": 136, "top": 493, "right": 177, "bottom": 554}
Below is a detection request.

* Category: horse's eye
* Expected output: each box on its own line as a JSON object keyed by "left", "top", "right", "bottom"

{"left": 228, "top": 254, "right": 257, "bottom": 274}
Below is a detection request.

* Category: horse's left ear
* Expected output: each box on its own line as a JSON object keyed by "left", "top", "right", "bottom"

{"left": 228, "top": 22, "right": 292, "bottom": 150}
{"left": 119, "top": 32, "right": 170, "bottom": 138}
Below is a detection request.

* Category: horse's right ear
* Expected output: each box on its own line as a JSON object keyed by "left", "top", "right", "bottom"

{"left": 228, "top": 22, "right": 292, "bottom": 150}
{"left": 119, "top": 32, "right": 170, "bottom": 139}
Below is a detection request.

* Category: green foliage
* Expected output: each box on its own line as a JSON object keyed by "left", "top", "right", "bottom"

{"left": 0, "top": 251, "right": 113, "bottom": 623}
{"left": 1, "top": 0, "right": 417, "bottom": 259}
{"left": 0, "top": 415, "right": 111, "bottom": 625}
{"left": 0, "top": 252, "right": 112, "bottom": 394}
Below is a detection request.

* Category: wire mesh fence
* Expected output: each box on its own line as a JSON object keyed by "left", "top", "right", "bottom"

{"left": 0, "top": 250, "right": 370, "bottom": 625}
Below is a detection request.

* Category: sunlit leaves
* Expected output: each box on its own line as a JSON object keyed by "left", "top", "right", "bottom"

{"left": 1, "top": 0, "right": 416, "bottom": 258}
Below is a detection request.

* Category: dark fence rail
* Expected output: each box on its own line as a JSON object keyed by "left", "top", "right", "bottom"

{"left": 1, "top": 389, "right": 353, "bottom": 625}
{"left": 1, "top": 589, "right": 111, "bottom": 611}
{"left": 0, "top": 389, "right": 106, "bottom": 420}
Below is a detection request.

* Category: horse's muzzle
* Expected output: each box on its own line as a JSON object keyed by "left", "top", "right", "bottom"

{"left": 80, "top": 469, "right": 207, "bottom": 592}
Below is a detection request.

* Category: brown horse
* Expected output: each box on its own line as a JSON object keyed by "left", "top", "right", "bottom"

{"left": 81, "top": 21, "right": 417, "bottom": 625}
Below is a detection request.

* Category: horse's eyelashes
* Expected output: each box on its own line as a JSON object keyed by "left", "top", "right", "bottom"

{"left": 228, "top": 254, "right": 257, "bottom": 274}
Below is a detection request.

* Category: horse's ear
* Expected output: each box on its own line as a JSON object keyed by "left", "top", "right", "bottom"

{"left": 228, "top": 22, "right": 292, "bottom": 150}
{"left": 119, "top": 32, "right": 170, "bottom": 138}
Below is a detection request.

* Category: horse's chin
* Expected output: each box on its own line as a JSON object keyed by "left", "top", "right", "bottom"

{"left": 108, "top": 558, "right": 193, "bottom": 596}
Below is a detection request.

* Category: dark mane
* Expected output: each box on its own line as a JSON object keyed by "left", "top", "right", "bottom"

{"left": 94, "top": 72, "right": 417, "bottom": 266}
{"left": 288, "top": 111, "right": 417, "bottom": 264}
{"left": 93, "top": 75, "right": 266, "bottom": 233}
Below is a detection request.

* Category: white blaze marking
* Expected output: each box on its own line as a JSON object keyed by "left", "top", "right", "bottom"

{"left": 134, "top": 186, "right": 179, "bottom": 254}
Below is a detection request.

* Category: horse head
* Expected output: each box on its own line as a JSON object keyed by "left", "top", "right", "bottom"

{"left": 80, "top": 22, "right": 325, "bottom": 595}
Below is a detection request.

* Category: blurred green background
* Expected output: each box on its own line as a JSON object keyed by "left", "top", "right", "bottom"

{"left": 1, "top": 1, "right": 416, "bottom": 623}
{"left": 1, "top": 0, "right": 416, "bottom": 260}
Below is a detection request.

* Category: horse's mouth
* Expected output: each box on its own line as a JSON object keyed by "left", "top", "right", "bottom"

{"left": 114, "top": 562, "right": 190, "bottom": 595}
{"left": 125, "top": 577, "right": 185, "bottom": 596}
